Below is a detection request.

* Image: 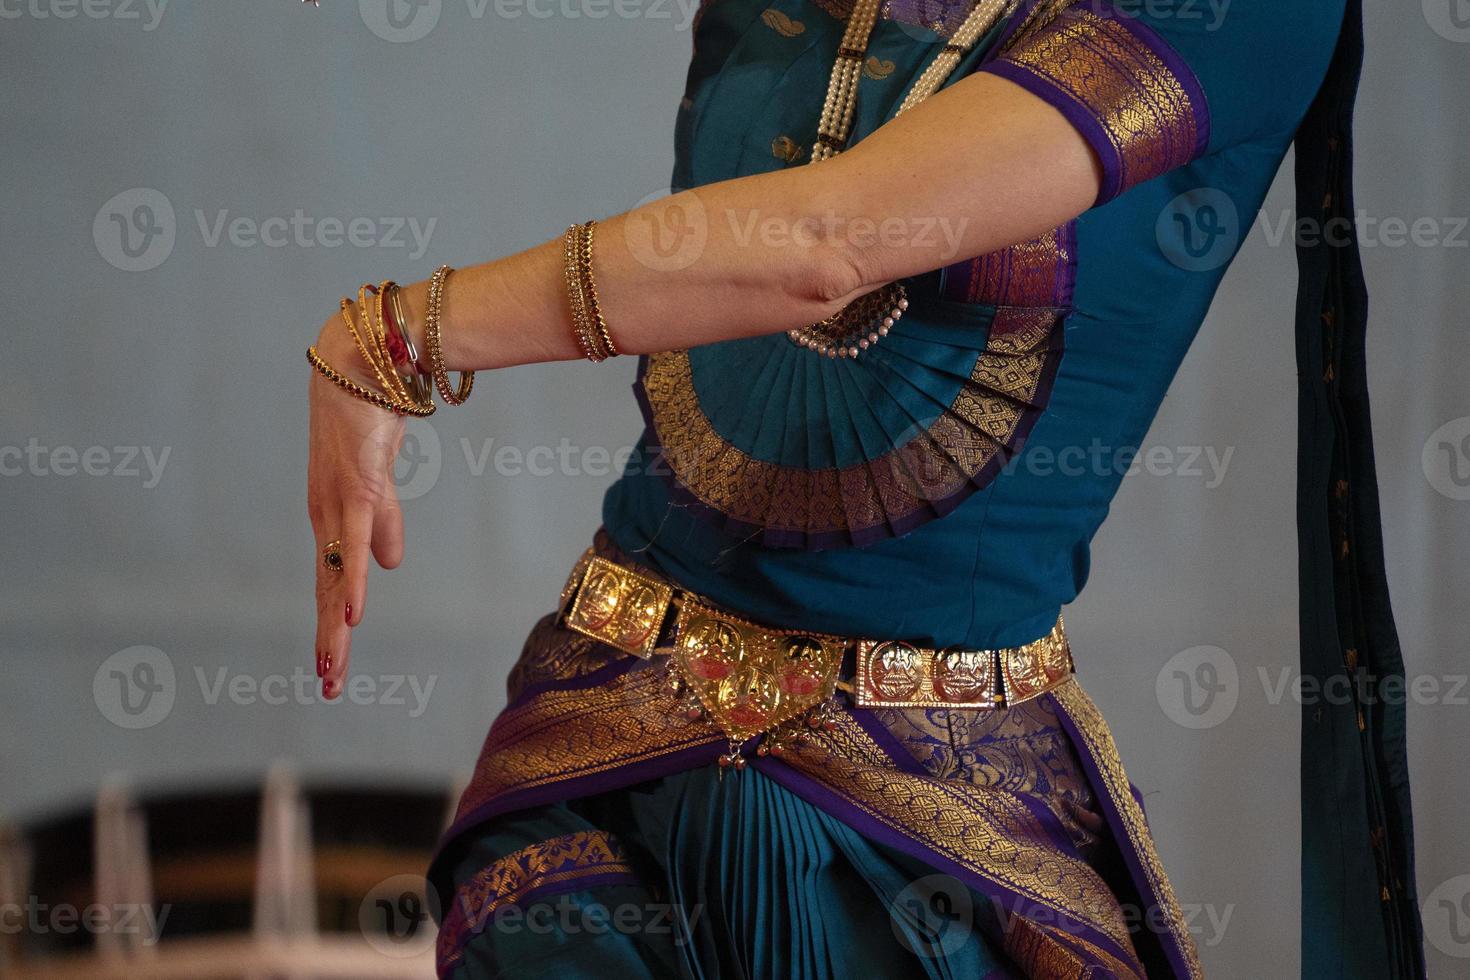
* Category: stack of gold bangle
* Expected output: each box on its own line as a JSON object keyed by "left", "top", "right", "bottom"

{"left": 307, "top": 268, "right": 475, "bottom": 415}
{"left": 563, "top": 220, "right": 620, "bottom": 362}
{"left": 306, "top": 282, "right": 436, "bottom": 417}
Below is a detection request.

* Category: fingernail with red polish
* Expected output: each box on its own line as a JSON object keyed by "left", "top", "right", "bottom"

{"left": 323, "top": 679, "right": 336, "bottom": 698}
{"left": 315, "top": 655, "right": 323, "bottom": 679}
{"left": 345, "top": 602, "right": 353, "bottom": 625}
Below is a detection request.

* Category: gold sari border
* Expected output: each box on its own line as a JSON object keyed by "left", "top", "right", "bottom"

{"left": 1049, "top": 679, "right": 1205, "bottom": 980}
{"left": 437, "top": 830, "right": 638, "bottom": 975}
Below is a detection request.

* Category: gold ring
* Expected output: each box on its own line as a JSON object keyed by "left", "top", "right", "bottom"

{"left": 322, "top": 539, "right": 344, "bottom": 573}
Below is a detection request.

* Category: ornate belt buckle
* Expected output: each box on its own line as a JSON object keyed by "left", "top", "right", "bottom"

{"left": 564, "top": 555, "right": 675, "bottom": 658}
{"left": 669, "top": 599, "right": 845, "bottom": 743}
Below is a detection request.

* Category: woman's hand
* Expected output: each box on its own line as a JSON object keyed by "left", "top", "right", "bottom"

{"left": 306, "top": 312, "right": 407, "bottom": 698}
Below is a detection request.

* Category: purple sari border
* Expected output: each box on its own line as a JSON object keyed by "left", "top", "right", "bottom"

{"left": 439, "top": 736, "right": 724, "bottom": 851}
{"left": 506, "top": 651, "right": 636, "bottom": 707}
{"left": 845, "top": 702, "right": 934, "bottom": 778}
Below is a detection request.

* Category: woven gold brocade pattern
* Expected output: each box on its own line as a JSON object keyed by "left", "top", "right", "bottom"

{"left": 777, "top": 686, "right": 1144, "bottom": 968}
{"left": 641, "top": 306, "right": 1058, "bottom": 538}
{"left": 505, "top": 613, "right": 619, "bottom": 702}
{"left": 1051, "top": 680, "right": 1205, "bottom": 980}
{"left": 448, "top": 612, "right": 1185, "bottom": 978}
{"left": 866, "top": 697, "right": 1104, "bottom": 852}
{"left": 453, "top": 664, "right": 723, "bottom": 823}
{"left": 438, "top": 830, "right": 635, "bottom": 973}
{"left": 998, "top": 7, "right": 1200, "bottom": 192}
{"left": 1002, "top": 913, "right": 1146, "bottom": 980}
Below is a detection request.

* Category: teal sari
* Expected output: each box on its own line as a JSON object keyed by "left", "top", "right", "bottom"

{"left": 432, "top": 0, "right": 1423, "bottom": 976}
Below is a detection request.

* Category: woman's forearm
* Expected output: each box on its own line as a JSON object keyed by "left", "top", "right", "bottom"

{"left": 388, "top": 73, "right": 1101, "bottom": 372}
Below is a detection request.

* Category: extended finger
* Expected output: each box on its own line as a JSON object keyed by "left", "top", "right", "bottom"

{"left": 313, "top": 500, "right": 346, "bottom": 693}
{"left": 323, "top": 504, "right": 374, "bottom": 690}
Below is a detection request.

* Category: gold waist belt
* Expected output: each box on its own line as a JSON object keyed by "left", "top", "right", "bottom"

{"left": 558, "top": 550, "right": 1074, "bottom": 745}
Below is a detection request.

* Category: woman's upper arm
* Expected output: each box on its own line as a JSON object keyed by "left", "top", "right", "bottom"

{"left": 817, "top": 0, "right": 1346, "bottom": 286}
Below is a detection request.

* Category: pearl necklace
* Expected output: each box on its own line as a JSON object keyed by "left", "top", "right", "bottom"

{"left": 789, "top": 0, "right": 1018, "bottom": 358}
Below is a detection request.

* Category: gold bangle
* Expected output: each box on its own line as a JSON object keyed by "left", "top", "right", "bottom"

{"left": 564, "top": 223, "right": 618, "bottom": 362}
{"left": 340, "top": 294, "right": 404, "bottom": 402}
{"left": 579, "top": 220, "right": 619, "bottom": 358}
{"left": 365, "top": 283, "right": 412, "bottom": 406}
{"left": 307, "top": 346, "right": 435, "bottom": 417}
{"left": 563, "top": 224, "right": 603, "bottom": 362}
{"left": 425, "top": 264, "right": 475, "bottom": 405}
{"left": 385, "top": 282, "right": 434, "bottom": 407}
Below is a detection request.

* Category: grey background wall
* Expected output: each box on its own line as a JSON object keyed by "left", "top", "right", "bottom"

{"left": 2, "top": 1, "right": 1466, "bottom": 975}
